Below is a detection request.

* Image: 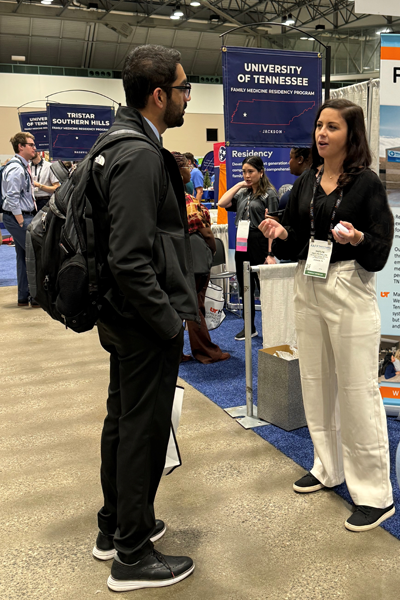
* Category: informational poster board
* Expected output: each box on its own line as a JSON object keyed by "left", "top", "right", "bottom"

{"left": 222, "top": 46, "right": 322, "bottom": 147}
{"left": 18, "top": 111, "right": 49, "bottom": 151}
{"left": 377, "top": 34, "right": 400, "bottom": 334}
{"left": 200, "top": 150, "right": 214, "bottom": 176}
{"left": 47, "top": 103, "right": 114, "bottom": 160}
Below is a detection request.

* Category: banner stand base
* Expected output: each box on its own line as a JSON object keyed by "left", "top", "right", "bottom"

{"left": 224, "top": 405, "right": 268, "bottom": 429}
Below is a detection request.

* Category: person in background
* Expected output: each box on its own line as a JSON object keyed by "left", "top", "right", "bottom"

{"left": 31, "top": 152, "right": 60, "bottom": 211}
{"left": 218, "top": 156, "right": 278, "bottom": 340}
{"left": 259, "top": 98, "right": 395, "bottom": 532}
{"left": 393, "top": 349, "right": 400, "bottom": 372}
{"left": 1, "top": 132, "right": 38, "bottom": 307}
{"left": 279, "top": 147, "right": 312, "bottom": 210}
{"left": 383, "top": 353, "right": 400, "bottom": 379}
{"left": 172, "top": 151, "right": 230, "bottom": 364}
{"left": 184, "top": 152, "right": 203, "bottom": 201}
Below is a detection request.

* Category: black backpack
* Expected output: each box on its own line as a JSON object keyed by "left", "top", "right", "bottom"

{"left": 26, "top": 128, "right": 164, "bottom": 333}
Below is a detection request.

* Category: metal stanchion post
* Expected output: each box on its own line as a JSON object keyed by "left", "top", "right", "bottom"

{"left": 225, "top": 261, "right": 266, "bottom": 428}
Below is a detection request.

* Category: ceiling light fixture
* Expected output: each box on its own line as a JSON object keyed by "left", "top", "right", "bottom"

{"left": 170, "top": 14, "right": 181, "bottom": 19}
{"left": 300, "top": 37, "right": 308, "bottom": 40}
{"left": 283, "top": 14, "right": 295, "bottom": 26}
{"left": 11, "top": 55, "right": 26, "bottom": 61}
{"left": 377, "top": 28, "right": 391, "bottom": 35}
{"left": 173, "top": 5, "right": 184, "bottom": 17}
{"left": 41, "top": 0, "right": 53, "bottom": 4}
{"left": 190, "top": 1, "right": 201, "bottom": 5}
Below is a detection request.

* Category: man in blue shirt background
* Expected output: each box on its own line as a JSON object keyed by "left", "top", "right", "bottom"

{"left": 184, "top": 152, "right": 203, "bottom": 201}
{"left": 1, "top": 132, "right": 37, "bottom": 306}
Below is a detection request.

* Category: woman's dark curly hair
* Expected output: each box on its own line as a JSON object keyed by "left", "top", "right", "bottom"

{"left": 311, "top": 98, "right": 371, "bottom": 189}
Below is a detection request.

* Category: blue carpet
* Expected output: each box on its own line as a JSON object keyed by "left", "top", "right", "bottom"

{"left": 0, "top": 244, "right": 17, "bottom": 287}
{"left": 179, "top": 311, "right": 400, "bottom": 539}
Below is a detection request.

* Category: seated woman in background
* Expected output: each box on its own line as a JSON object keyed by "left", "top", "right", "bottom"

{"left": 172, "top": 152, "right": 230, "bottom": 365}
{"left": 383, "top": 353, "right": 400, "bottom": 380}
{"left": 393, "top": 349, "right": 400, "bottom": 372}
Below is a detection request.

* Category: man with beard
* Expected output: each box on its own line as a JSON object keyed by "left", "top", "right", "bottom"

{"left": 89, "top": 45, "right": 198, "bottom": 592}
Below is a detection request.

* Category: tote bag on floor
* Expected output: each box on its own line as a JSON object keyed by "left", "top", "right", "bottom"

{"left": 205, "top": 281, "right": 226, "bottom": 330}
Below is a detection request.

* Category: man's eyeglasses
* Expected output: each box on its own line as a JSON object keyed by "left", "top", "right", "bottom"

{"left": 25, "top": 143, "right": 36, "bottom": 148}
{"left": 165, "top": 84, "right": 191, "bottom": 99}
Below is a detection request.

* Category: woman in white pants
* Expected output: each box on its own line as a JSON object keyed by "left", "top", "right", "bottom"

{"left": 259, "top": 98, "right": 395, "bottom": 532}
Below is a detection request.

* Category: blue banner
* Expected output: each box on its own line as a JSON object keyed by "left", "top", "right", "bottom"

{"left": 388, "top": 149, "right": 400, "bottom": 163}
{"left": 200, "top": 150, "right": 215, "bottom": 176}
{"left": 222, "top": 46, "right": 322, "bottom": 147}
{"left": 19, "top": 111, "right": 49, "bottom": 151}
{"left": 47, "top": 103, "right": 114, "bottom": 160}
{"left": 226, "top": 146, "right": 296, "bottom": 248}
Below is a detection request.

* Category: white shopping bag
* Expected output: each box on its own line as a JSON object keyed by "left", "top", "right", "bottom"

{"left": 204, "top": 281, "right": 226, "bottom": 330}
{"left": 163, "top": 385, "right": 184, "bottom": 476}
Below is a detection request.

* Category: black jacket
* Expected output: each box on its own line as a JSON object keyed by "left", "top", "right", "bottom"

{"left": 88, "top": 106, "right": 199, "bottom": 339}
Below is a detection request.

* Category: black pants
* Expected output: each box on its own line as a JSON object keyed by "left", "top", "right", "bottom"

{"left": 235, "top": 228, "right": 269, "bottom": 329}
{"left": 97, "top": 315, "right": 184, "bottom": 563}
{"left": 36, "top": 196, "right": 52, "bottom": 212}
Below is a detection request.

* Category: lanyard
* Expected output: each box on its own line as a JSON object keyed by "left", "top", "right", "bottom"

{"left": 310, "top": 166, "right": 343, "bottom": 243}
{"left": 242, "top": 190, "right": 252, "bottom": 220}
{"left": 34, "top": 161, "right": 43, "bottom": 183}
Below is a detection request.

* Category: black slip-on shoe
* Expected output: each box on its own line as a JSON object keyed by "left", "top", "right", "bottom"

{"left": 92, "top": 531, "right": 115, "bottom": 561}
{"left": 345, "top": 504, "right": 395, "bottom": 532}
{"left": 235, "top": 328, "right": 258, "bottom": 341}
{"left": 293, "top": 472, "right": 325, "bottom": 493}
{"left": 92, "top": 520, "right": 167, "bottom": 561}
{"left": 107, "top": 549, "right": 195, "bottom": 592}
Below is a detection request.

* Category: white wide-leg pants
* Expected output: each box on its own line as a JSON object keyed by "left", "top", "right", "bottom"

{"left": 294, "top": 260, "right": 393, "bottom": 508}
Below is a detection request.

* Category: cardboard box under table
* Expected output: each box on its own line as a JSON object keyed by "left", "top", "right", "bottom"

{"left": 258, "top": 345, "right": 307, "bottom": 431}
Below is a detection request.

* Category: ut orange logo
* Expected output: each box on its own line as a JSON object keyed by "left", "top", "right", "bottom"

{"left": 381, "top": 292, "right": 390, "bottom": 298}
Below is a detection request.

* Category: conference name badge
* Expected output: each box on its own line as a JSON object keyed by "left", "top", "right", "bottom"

{"left": 236, "top": 220, "right": 250, "bottom": 252}
{"left": 304, "top": 239, "right": 332, "bottom": 279}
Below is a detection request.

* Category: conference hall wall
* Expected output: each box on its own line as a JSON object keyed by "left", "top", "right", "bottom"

{"left": 0, "top": 73, "right": 223, "bottom": 158}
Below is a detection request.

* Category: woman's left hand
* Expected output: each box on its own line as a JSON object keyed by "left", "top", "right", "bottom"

{"left": 332, "top": 221, "right": 360, "bottom": 245}
{"left": 264, "top": 255, "right": 277, "bottom": 265}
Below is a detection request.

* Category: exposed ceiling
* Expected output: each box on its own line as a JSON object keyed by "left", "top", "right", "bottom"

{"left": 0, "top": 1, "right": 398, "bottom": 75}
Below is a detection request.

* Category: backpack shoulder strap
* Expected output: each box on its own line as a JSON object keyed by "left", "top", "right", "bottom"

{"left": 87, "top": 128, "right": 168, "bottom": 211}
{"left": 2, "top": 157, "right": 27, "bottom": 173}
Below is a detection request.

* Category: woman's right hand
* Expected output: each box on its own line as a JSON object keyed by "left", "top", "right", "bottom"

{"left": 238, "top": 180, "right": 252, "bottom": 189}
{"left": 258, "top": 218, "right": 287, "bottom": 240}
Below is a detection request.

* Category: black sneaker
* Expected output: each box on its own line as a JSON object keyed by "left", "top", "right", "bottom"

{"left": 92, "top": 520, "right": 167, "bottom": 561}
{"left": 345, "top": 504, "right": 395, "bottom": 532}
{"left": 107, "top": 549, "right": 195, "bottom": 592}
{"left": 293, "top": 472, "right": 325, "bottom": 493}
{"left": 235, "top": 328, "right": 258, "bottom": 341}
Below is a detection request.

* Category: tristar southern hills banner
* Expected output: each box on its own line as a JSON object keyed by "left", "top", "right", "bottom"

{"left": 377, "top": 34, "right": 400, "bottom": 335}
{"left": 47, "top": 103, "right": 114, "bottom": 160}
{"left": 19, "top": 111, "right": 49, "bottom": 151}
{"left": 222, "top": 46, "right": 322, "bottom": 147}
